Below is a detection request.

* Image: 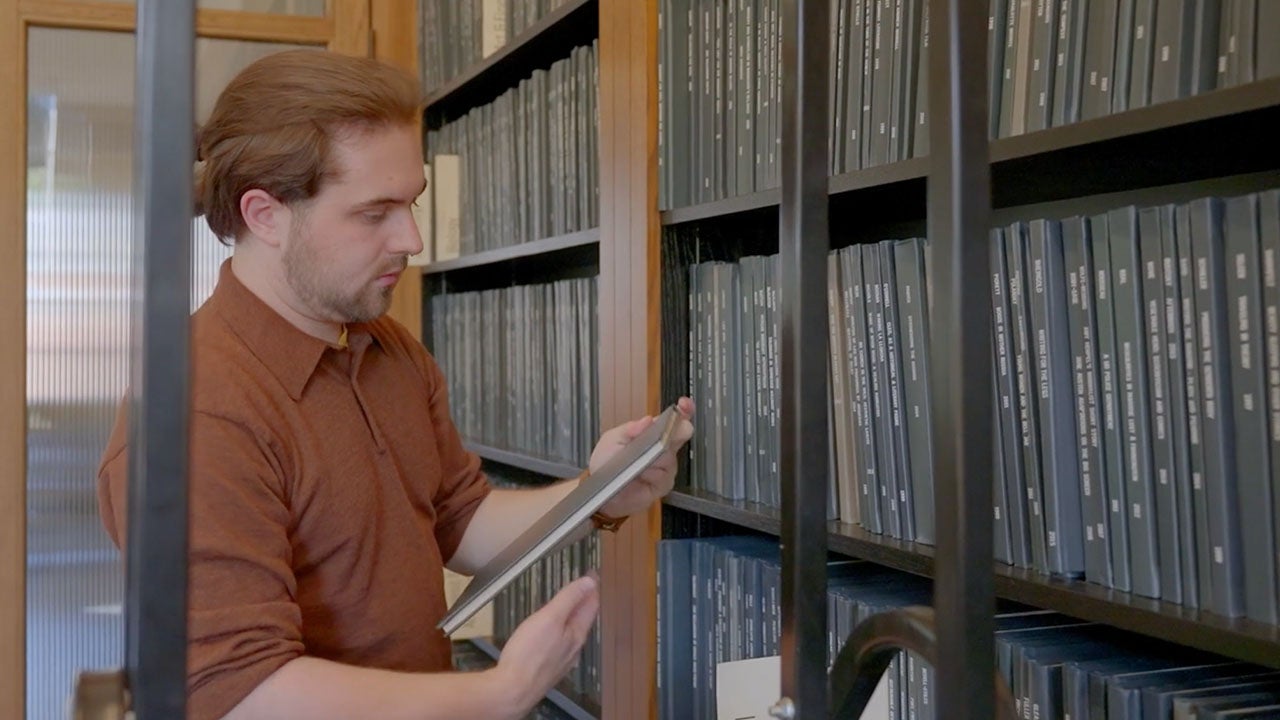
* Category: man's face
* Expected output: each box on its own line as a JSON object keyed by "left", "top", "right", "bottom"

{"left": 280, "top": 122, "right": 425, "bottom": 324}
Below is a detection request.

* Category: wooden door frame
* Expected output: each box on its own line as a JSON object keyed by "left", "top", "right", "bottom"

{"left": 0, "top": 2, "right": 370, "bottom": 717}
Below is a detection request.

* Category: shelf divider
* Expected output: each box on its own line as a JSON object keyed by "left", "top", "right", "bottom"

{"left": 422, "top": 228, "right": 600, "bottom": 276}
{"left": 467, "top": 637, "right": 601, "bottom": 720}
{"left": 464, "top": 441, "right": 582, "bottom": 479}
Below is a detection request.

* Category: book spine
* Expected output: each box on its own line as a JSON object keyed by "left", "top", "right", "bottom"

{"left": 827, "top": 253, "right": 851, "bottom": 521}
{"left": 1190, "top": 195, "right": 1246, "bottom": 618}
{"left": 1008, "top": 222, "right": 1050, "bottom": 572}
{"left": 1091, "top": 212, "right": 1135, "bottom": 592}
{"left": 1160, "top": 203, "right": 1201, "bottom": 608}
{"left": 1128, "top": 0, "right": 1158, "bottom": 108}
{"left": 1081, "top": 0, "right": 1119, "bottom": 120}
{"left": 1224, "top": 192, "right": 1279, "bottom": 624}
{"left": 867, "top": 243, "right": 902, "bottom": 537}
{"left": 995, "top": 350, "right": 1014, "bottom": 566}
{"left": 1108, "top": 206, "right": 1161, "bottom": 599}
{"left": 897, "top": 238, "right": 936, "bottom": 543}
{"left": 881, "top": 241, "right": 916, "bottom": 539}
{"left": 1261, "top": 190, "right": 1280, "bottom": 624}
{"left": 1140, "top": 206, "right": 1183, "bottom": 603}
{"left": 1029, "top": 219, "right": 1086, "bottom": 576}
{"left": 1065, "top": 217, "right": 1114, "bottom": 586}
{"left": 994, "top": 229, "right": 1035, "bottom": 568}
{"left": 1176, "top": 203, "right": 1216, "bottom": 606}
{"left": 851, "top": 248, "right": 884, "bottom": 533}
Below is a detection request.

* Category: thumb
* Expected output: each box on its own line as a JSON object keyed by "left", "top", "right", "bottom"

{"left": 540, "top": 574, "right": 599, "bottom": 626}
{"left": 616, "top": 415, "right": 654, "bottom": 444}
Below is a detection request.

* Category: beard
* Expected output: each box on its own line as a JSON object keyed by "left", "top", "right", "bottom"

{"left": 282, "top": 222, "right": 404, "bottom": 324}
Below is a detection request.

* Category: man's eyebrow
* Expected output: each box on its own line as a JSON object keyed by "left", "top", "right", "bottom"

{"left": 350, "top": 179, "right": 429, "bottom": 209}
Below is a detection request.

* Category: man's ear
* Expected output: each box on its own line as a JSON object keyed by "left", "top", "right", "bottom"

{"left": 240, "top": 189, "right": 286, "bottom": 247}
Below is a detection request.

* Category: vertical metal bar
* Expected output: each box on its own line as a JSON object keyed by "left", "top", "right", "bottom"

{"left": 927, "top": 0, "right": 994, "bottom": 719}
{"left": 777, "top": 0, "right": 830, "bottom": 715}
{"left": 127, "top": 1, "right": 194, "bottom": 717}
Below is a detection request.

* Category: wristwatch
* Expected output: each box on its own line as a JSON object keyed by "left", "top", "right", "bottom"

{"left": 591, "top": 508, "right": 628, "bottom": 533}
{"left": 577, "top": 468, "right": 628, "bottom": 532}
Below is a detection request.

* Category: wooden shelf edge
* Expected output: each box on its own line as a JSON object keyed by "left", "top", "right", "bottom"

{"left": 663, "top": 488, "right": 935, "bottom": 576}
{"left": 988, "top": 76, "right": 1280, "bottom": 164}
{"left": 663, "top": 488, "right": 1280, "bottom": 668}
{"left": 990, "top": 566, "right": 1280, "bottom": 669}
{"left": 464, "top": 440, "right": 583, "bottom": 478}
{"left": 468, "top": 637, "right": 601, "bottom": 720}
{"left": 660, "top": 186, "right": 781, "bottom": 226}
{"left": 421, "top": 228, "right": 600, "bottom": 275}
{"left": 423, "top": 0, "right": 597, "bottom": 112}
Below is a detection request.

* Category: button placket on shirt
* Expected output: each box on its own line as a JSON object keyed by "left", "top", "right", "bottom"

{"left": 344, "top": 332, "right": 389, "bottom": 453}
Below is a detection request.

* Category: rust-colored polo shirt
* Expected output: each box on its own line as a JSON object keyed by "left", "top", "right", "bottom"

{"left": 96, "top": 260, "right": 492, "bottom": 720}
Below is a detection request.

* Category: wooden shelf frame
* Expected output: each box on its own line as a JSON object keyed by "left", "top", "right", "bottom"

{"left": 664, "top": 488, "right": 1280, "bottom": 670}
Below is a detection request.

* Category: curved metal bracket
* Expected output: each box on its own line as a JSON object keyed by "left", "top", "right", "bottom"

{"left": 827, "top": 606, "right": 1019, "bottom": 720}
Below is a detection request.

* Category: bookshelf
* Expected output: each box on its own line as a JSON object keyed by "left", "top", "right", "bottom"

{"left": 664, "top": 488, "right": 1280, "bottom": 669}
{"left": 651, "top": 0, "right": 1280, "bottom": 717}
{"left": 416, "top": 0, "right": 612, "bottom": 716}
{"left": 411, "top": 0, "right": 1280, "bottom": 717}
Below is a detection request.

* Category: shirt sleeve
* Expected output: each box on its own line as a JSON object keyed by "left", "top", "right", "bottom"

{"left": 97, "top": 407, "right": 305, "bottom": 720}
{"left": 421, "top": 349, "right": 492, "bottom": 564}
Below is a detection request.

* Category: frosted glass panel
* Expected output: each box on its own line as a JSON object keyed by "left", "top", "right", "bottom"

{"left": 198, "top": 0, "right": 328, "bottom": 14}
{"left": 109, "top": 0, "right": 328, "bottom": 15}
{"left": 26, "top": 28, "right": 311, "bottom": 720}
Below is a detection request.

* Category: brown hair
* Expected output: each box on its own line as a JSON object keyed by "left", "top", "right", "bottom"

{"left": 195, "top": 49, "right": 423, "bottom": 242}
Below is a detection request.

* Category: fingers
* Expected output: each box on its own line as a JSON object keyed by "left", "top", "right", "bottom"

{"left": 676, "top": 396, "right": 696, "bottom": 418}
{"left": 539, "top": 574, "right": 599, "bottom": 626}
{"left": 564, "top": 578, "right": 601, "bottom": 643}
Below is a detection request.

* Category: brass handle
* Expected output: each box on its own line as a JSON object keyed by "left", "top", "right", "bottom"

{"left": 72, "top": 670, "right": 129, "bottom": 720}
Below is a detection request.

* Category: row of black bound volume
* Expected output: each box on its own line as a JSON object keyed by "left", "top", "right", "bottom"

{"left": 420, "top": 0, "right": 577, "bottom": 94}
{"left": 658, "top": 0, "right": 1279, "bottom": 209}
{"left": 426, "top": 41, "right": 599, "bottom": 255}
{"left": 682, "top": 187, "right": 1280, "bottom": 625}
{"left": 429, "top": 276, "right": 600, "bottom": 468}
{"left": 658, "top": 535, "right": 1280, "bottom": 720}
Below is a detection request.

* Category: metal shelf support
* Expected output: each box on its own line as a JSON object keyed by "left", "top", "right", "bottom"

{"left": 776, "top": 0, "right": 832, "bottom": 715}
{"left": 926, "top": 0, "right": 995, "bottom": 719}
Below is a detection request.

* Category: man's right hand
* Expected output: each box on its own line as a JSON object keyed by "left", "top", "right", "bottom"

{"left": 491, "top": 574, "right": 601, "bottom": 716}
{"left": 221, "top": 574, "right": 601, "bottom": 720}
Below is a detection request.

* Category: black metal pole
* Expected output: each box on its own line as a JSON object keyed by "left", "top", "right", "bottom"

{"left": 126, "top": 0, "right": 194, "bottom": 717}
{"left": 776, "top": 0, "right": 831, "bottom": 716}
{"left": 926, "top": 0, "right": 994, "bottom": 719}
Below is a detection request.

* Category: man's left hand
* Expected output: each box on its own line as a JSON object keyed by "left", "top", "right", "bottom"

{"left": 587, "top": 397, "right": 695, "bottom": 521}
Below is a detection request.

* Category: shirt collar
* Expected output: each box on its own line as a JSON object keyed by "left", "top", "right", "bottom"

{"left": 207, "top": 259, "right": 369, "bottom": 401}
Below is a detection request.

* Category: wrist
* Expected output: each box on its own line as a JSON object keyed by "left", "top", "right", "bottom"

{"left": 478, "top": 665, "right": 532, "bottom": 720}
{"left": 577, "top": 468, "right": 628, "bottom": 533}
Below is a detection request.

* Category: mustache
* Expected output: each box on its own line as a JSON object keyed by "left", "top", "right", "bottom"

{"left": 378, "top": 257, "right": 409, "bottom": 276}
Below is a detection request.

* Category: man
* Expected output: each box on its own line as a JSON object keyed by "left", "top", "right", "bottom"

{"left": 96, "top": 49, "right": 694, "bottom": 720}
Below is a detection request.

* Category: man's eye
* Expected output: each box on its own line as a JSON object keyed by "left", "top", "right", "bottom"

{"left": 363, "top": 211, "right": 387, "bottom": 224}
